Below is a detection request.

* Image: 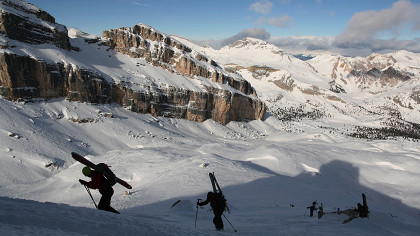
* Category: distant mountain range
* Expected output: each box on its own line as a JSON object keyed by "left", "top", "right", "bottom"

{"left": 1, "top": 0, "right": 419, "bottom": 140}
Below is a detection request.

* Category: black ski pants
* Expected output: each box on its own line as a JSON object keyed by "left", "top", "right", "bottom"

{"left": 213, "top": 209, "right": 224, "bottom": 230}
{"left": 98, "top": 186, "right": 119, "bottom": 214}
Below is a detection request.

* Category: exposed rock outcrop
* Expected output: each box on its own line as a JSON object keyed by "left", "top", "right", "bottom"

{"left": 331, "top": 55, "right": 413, "bottom": 93}
{"left": 102, "top": 24, "right": 256, "bottom": 96}
{"left": 0, "top": 0, "right": 71, "bottom": 50}
{"left": 0, "top": 53, "right": 111, "bottom": 103}
{"left": 351, "top": 66, "right": 411, "bottom": 90}
{"left": 0, "top": 52, "right": 265, "bottom": 124}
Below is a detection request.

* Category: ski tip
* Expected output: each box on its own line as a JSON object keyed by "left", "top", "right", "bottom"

{"left": 170, "top": 200, "right": 181, "bottom": 208}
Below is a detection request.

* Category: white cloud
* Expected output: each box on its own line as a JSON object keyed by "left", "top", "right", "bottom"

{"left": 132, "top": 2, "right": 150, "bottom": 7}
{"left": 269, "top": 35, "right": 420, "bottom": 57}
{"left": 250, "top": 0, "right": 273, "bottom": 15}
{"left": 118, "top": 0, "right": 150, "bottom": 7}
{"left": 263, "top": 15, "right": 293, "bottom": 28}
{"left": 335, "top": 0, "right": 420, "bottom": 48}
{"left": 251, "top": 0, "right": 293, "bottom": 28}
{"left": 270, "top": 36, "right": 334, "bottom": 51}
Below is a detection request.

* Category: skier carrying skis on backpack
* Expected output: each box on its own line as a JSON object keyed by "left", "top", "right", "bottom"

{"left": 197, "top": 192, "right": 227, "bottom": 230}
{"left": 79, "top": 166, "right": 120, "bottom": 214}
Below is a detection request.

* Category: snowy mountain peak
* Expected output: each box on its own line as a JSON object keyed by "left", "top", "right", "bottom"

{"left": 230, "top": 37, "right": 268, "bottom": 47}
{"left": 226, "top": 37, "right": 283, "bottom": 54}
{"left": 68, "top": 28, "right": 99, "bottom": 40}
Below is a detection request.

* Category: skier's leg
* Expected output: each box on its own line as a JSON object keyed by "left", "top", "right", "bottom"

{"left": 98, "top": 189, "right": 111, "bottom": 210}
{"left": 213, "top": 212, "right": 224, "bottom": 230}
{"left": 98, "top": 187, "right": 119, "bottom": 214}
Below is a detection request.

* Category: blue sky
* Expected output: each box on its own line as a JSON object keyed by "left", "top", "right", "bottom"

{"left": 29, "top": 0, "right": 420, "bottom": 56}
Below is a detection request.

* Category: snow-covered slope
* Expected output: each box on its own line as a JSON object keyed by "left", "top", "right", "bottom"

{"left": 1, "top": 97, "right": 420, "bottom": 235}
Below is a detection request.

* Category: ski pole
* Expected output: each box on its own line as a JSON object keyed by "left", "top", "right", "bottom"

{"left": 223, "top": 213, "right": 238, "bottom": 232}
{"left": 84, "top": 185, "right": 97, "bottom": 209}
{"left": 195, "top": 199, "right": 201, "bottom": 228}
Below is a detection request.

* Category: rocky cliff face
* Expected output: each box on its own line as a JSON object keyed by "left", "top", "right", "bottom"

{"left": 0, "top": 1, "right": 265, "bottom": 125}
{"left": 111, "top": 84, "right": 265, "bottom": 124}
{"left": 0, "top": 0, "right": 70, "bottom": 50}
{"left": 102, "top": 24, "right": 256, "bottom": 96}
{"left": 0, "top": 53, "right": 111, "bottom": 103}
{"left": 0, "top": 52, "right": 264, "bottom": 124}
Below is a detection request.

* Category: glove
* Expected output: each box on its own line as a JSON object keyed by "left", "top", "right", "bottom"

{"left": 79, "top": 179, "right": 87, "bottom": 185}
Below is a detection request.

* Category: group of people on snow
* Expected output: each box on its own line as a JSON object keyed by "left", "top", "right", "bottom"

{"left": 307, "top": 199, "right": 369, "bottom": 223}
{"left": 79, "top": 166, "right": 227, "bottom": 230}
{"left": 78, "top": 164, "right": 368, "bottom": 231}
{"left": 78, "top": 165, "right": 229, "bottom": 230}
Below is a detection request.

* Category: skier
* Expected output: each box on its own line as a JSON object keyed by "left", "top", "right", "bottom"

{"left": 354, "top": 194, "right": 369, "bottom": 218}
{"left": 197, "top": 192, "right": 227, "bottom": 231}
{"left": 307, "top": 201, "right": 317, "bottom": 217}
{"left": 79, "top": 166, "right": 120, "bottom": 214}
{"left": 317, "top": 203, "right": 324, "bottom": 219}
{"left": 355, "top": 202, "right": 368, "bottom": 218}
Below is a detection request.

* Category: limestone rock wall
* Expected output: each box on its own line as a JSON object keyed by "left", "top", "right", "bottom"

{"left": 0, "top": 0, "right": 71, "bottom": 50}
{"left": 0, "top": 53, "right": 265, "bottom": 124}
{"left": 102, "top": 24, "right": 256, "bottom": 96}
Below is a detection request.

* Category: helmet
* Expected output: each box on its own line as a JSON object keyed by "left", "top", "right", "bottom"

{"left": 82, "top": 166, "right": 92, "bottom": 176}
{"left": 207, "top": 192, "right": 215, "bottom": 198}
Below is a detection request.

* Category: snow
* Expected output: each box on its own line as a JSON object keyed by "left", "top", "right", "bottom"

{"left": 0, "top": 97, "right": 420, "bottom": 235}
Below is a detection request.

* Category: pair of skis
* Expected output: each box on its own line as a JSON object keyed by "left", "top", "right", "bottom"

{"left": 209, "top": 172, "right": 231, "bottom": 213}
{"left": 209, "top": 172, "right": 221, "bottom": 194}
{"left": 71, "top": 152, "right": 132, "bottom": 189}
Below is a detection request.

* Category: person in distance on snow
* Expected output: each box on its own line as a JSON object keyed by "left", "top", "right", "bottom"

{"left": 317, "top": 203, "right": 324, "bottom": 219}
{"left": 354, "top": 203, "right": 368, "bottom": 218}
{"left": 197, "top": 192, "right": 227, "bottom": 231}
{"left": 307, "top": 201, "right": 317, "bottom": 217}
{"left": 79, "top": 166, "right": 120, "bottom": 214}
